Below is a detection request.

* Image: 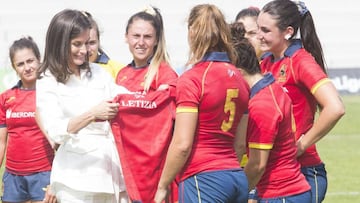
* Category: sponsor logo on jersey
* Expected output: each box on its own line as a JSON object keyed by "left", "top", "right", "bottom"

{"left": 119, "top": 76, "right": 127, "bottom": 82}
{"left": 6, "top": 109, "right": 12, "bottom": 118}
{"left": 6, "top": 109, "right": 35, "bottom": 118}
{"left": 227, "top": 69, "right": 236, "bottom": 77}
{"left": 5, "top": 96, "right": 15, "bottom": 104}
{"left": 282, "top": 86, "right": 289, "bottom": 93}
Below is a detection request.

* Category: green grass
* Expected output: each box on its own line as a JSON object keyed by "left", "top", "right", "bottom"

{"left": 0, "top": 68, "right": 16, "bottom": 92}
{"left": 317, "top": 95, "right": 360, "bottom": 203}
{"left": 324, "top": 95, "right": 360, "bottom": 135}
{"left": 0, "top": 95, "right": 359, "bottom": 202}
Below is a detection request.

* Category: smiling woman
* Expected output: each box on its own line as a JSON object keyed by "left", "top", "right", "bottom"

{"left": 111, "top": 6, "right": 179, "bottom": 203}
{"left": 35, "top": 9, "right": 130, "bottom": 203}
{"left": 258, "top": 0, "right": 345, "bottom": 202}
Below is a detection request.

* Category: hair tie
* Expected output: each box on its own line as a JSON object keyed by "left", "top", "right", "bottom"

{"left": 295, "top": 1, "right": 309, "bottom": 17}
{"left": 81, "top": 11, "right": 91, "bottom": 18}
{"left": 142, "top": 5, "right": 156, "bottom": 16}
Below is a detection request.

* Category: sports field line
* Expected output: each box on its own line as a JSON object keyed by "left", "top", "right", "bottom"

{"left": 327, "top": 191, "right": 360, "bottom": 196}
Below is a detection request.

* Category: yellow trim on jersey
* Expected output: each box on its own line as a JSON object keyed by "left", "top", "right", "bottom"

{"left": 311, "top": 78, "right": 330, "bottom": 94}
{"left": 176, "top": 107, "right": 198, "bottom": 113}
{"left": 248, "top": 142, "right": 273, "bottom": 150}
{"left": 291, "top": 106, "right": 297, "bottom": 133}
{"left": 240, "top": 154, "right": 248, "bottom": 167}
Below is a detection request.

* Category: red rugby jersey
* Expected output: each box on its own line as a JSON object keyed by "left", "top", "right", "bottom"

{"left": 112, "top": 62, "right": 178, "bottom": 203}
{"left": 176, "top": 52, "right": 249, "bottom": 181}
{"left": 260, "top": 40, "right": 330, "bottom": 167}
{"left": 247, "top": 73, "right": 310, "bottom": 198}
{"left": 0, "top": 82, "right": 54, "bottom": 175}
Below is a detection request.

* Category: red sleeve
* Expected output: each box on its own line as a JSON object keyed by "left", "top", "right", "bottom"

{"left": 176, "top": 72, "right": 202, "bottom": 108}
{"left": 0, "top": 91, "right": 6, "bottom": 126}
{"left": 293, "top": 50, "right": 328, "bottom": 92}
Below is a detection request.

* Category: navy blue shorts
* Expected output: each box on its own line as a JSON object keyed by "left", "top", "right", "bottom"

{"left": 301, "top": 163, "right": 327, "bottom": 203}
{"left": 178, "top": 169, "right": 248, "bottom": 203}
{"left": 258, "top": 190, "right": 311, "bottom": 203}
{"left": 1, "top": 170, "right": 50, "bottom": 202}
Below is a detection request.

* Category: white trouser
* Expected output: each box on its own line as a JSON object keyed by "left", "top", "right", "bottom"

{"left": 55, "top": 183, "right": 129, "bottom": 203}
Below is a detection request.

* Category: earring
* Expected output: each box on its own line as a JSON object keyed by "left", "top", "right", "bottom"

{"left": 285, "top": 34, "right": 291, "bottom": 40}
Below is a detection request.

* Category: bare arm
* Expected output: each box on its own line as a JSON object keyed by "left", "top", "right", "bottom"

{"left": 0, "top": 127, "right": 8, "bottom": 167}
{"left": 35, "top": 110, "right": 58, "bottom": 149}
{"left": 37, "top": 99, "right": 118, "bottom": 147}
{"left": 234, "top": 114, "right": 248, "bottom": 163}
{"left": 154, "top": 112, "right": 198, "bottom": 203}
{"left": 37, "top": 77, "right": 122, "bottom": 142}
{"left": 244, "top": 148, "right": 270, "bottom": 191}
{"left": 67, "top": 100, "right": 119, "bottom": 134}
{"left": 297, "top": 82, "right": 345, "bottom": 156}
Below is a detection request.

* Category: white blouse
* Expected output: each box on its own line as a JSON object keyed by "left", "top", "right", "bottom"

{"left": 36, "top": 63, "right": 129, "bottom": 196}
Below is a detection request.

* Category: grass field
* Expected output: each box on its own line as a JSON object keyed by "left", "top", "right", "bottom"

{"left": 317, "top": 95, "right": 360, "bottom": 202}
{"left": 0, "top": 95, "right": 359, "bottom": 202}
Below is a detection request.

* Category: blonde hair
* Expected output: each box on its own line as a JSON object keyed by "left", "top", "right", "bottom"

{"left": 187, "top": 4, "right": 236, "bottom": 65}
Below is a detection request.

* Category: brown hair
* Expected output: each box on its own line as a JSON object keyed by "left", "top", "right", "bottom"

{"left": 9, "top": 36, "right": 40, "bottom": 69}
{"left": 187, "top": 4, "right": 236, "bottom": 65}
{"left": 230, "top": 22, "right": 260, "bottom": 75}
{"left": 261, "top": 0, "right": 326, "bottom": 73}
{"left": 38, "top": 9, "right": 92, "bottom": 83}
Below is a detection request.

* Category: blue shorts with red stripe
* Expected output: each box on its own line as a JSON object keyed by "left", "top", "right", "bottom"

{"left": 178, "top": 169, "right": 248, "bottom": 203}
{"left": 1, "top": 170, "right": 50, "bottom": 202}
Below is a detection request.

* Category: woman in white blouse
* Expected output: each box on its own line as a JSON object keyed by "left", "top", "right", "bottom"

{"left": 36, "top": 9, "right": 129, "bottom": 203}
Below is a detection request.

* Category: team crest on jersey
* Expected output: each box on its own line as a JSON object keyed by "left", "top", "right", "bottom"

{"left": 134, "top": 92, "right": 146, "bottom": 98}
{"left": 278, "top": 64, "right": 287, "bottom": 83}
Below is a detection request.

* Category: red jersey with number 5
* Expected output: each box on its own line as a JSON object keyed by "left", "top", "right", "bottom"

{"left": 176, "top": 52, "right": 249, "bottom": 181}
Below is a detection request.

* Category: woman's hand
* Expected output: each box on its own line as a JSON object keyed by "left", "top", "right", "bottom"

{"left": 67, "top": 100, "right": 120, "bottom": 133}
{"left": 42, "top": 185, "right": 57, "bottom": 203}
{"left": 296, "top": 134, "right": 306, "bottom": 157}
{"left": 92, "top": 100, "right": 120, "bottom": 121}
{"left": 154, "top": 187, "right": 169, "bottom": 203}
